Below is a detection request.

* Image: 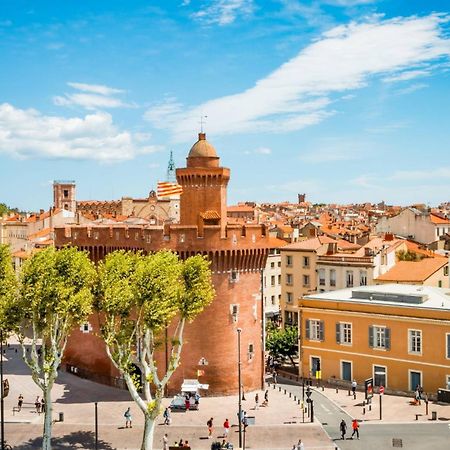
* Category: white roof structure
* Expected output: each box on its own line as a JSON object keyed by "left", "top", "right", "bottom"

{"left": 181, "top": 379, "right": 209, "bottom": 392}
{"left": 305, "top": 284, "right": 450, "bottom": 311}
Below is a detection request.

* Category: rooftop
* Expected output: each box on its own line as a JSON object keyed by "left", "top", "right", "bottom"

{"left": 375, "top": 257, "right": 448, "bottom": 282}
{"left": 305, "top": 284, "right": 450, "bottom": 311}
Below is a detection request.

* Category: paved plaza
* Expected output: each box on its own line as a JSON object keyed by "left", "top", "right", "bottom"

{"left": 3, "top": 344, "right": 334, "bottom": 449}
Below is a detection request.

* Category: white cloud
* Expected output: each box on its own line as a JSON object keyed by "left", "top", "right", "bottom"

{"left": 325, "top": 0, "right": 376, "bottom": 6}
{"left": 244, "top": 146, "right": 272, "bottom": 155}
{"left": 382, "top": 69, "right": 431, "bottom": 83}
{"left": 54, "top": 82, "right": 132, "bottom": 110}
{"left": 192, "top": 0, "right": 254, "bottom": 26}
{"left": 0, "top": 103, "right": 160, "bottom": 162}
{"left": 390, "top": 167, "right": 450, "bottom": 181}
{"left": 145, "top": 14, "right": 450, "bottom": 142}
{"left": 395, "top": 82, "right": 429, "bottom": 96}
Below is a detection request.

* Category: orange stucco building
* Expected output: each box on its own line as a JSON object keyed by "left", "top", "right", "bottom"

{"left": 54, "top": 133, "right": 283, "bottom": 395}
{"left": 299, "top": 284, "right": 450, "bottom": 394}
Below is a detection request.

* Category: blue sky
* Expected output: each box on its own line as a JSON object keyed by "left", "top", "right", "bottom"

{"left": 1, "top": 0, "right": 449, "bottom": 211}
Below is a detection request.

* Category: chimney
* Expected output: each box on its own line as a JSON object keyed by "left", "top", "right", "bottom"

{"left": 384, "top": 233, "right": 394, "bottom": 241}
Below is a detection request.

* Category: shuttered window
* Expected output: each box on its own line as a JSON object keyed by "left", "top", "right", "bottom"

{"left": 369, "top": 326, "right": 390, "bottom": 350}
{"left": 307, "top": 319, "right": 324, "bottom": 341}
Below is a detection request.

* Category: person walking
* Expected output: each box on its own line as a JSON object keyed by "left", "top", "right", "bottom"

{"left": 17, "top": 394, "right": 24, "bottom": 412}
{"left": 163, "top": 407, "right": 171, "bottom": 425}
{"left": 297, "top": 439, "right": 304, "bottom": 450}
{"left": 264, "top": 389, "right": 269, "bottom": 406}
{"left": 124, "top": 407, "right": 132, "bottom": 428}
{"left": 272, "top": 369, "right": 278, "bottom": 384}
{"left": 35, "top": 396, "right": 41, "bottom": 414}
{"left": 351, "top": 379, "right": 357, "bottom": 396}
{"left": 351, "top": 419, "right": 359, "bottom": 439}
{"left": 40, "top": 397, "right": 46, "bottom": 413}
{"left": 163, "top": 433, "right": 169, "bottom": 450}
{"left": 255, "top": 392, "right": 259, "bottom": 410}
{"left": 223, "top": 418, "right": 230, "bottom": 438}
{"left": 207, "top": 417, "right": 213, "bottom": 438}
{"left": 340, "top": 419, "right": 347, "bottom": 440}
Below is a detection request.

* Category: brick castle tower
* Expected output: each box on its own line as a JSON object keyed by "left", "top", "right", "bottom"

{"left": 55, "top": 133, "right": 282, "bottom": 395}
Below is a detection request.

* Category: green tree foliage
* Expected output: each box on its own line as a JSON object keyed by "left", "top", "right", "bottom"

{"left": 17, "top": 246, "right": 96, "bottom": 450}
{"left": 97, "top": 250, "right": 214, "bottom": 450}
{"left": 266, "top": 325, "right": 298, "bottom": 367}
{"left": 0, "top": 244, "right": 19, "bottom": 333}
{"left": 396, "top": 249, "right": 424, "bottom": 261}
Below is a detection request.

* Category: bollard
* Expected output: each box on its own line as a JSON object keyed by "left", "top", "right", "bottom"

{"left": 353, "top": 393, "right": 356, "bottom": 400}
{"left": 363, "top": 406, "right": 366, "bottom": 415}
{"left": 297, "top": 399, "right": 301, "bottom": 405}
{"left": 368, "top": 404, "right": 372, "bottom": 411}
{"left": 336, "top": 387, "right": 338, "bottom": 393}
{"left": 289, "top": 392, "right": 292, "bottom": 398}
{"left": 279, "top": 387, "right": 281, "bottom": 392}
{"left": 348, "top": 389, "right": 351, "bottom": 396}
{"left": 322, "top": 386, "right": 324, "bottom": 392}
{"left": 284, "top": 389, "right": 286, "bottom": 395}
{"left": 294, "top": 395, "right": 297, "bottom": 401}
{"left": 273, "top": 384, "right": 276, "bottom": 389}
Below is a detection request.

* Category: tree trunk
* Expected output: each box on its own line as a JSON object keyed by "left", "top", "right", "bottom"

{"left": 42, "top": 387, "right": 53, "bottom": 450}
{"left": 141, "top": 415, "right": 156, "bottom": 450}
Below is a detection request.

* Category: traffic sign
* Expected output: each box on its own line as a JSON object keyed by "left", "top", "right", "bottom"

{"left": 380, "top": 386, "right": 385, "bottom": 395}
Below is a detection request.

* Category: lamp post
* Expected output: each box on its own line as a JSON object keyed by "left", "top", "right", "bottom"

{"left": 237, "top": 328, "right": 242, "bottom": 449}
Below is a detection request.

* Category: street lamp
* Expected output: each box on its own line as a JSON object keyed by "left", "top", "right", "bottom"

{"left": 237, "top": 328, "right": 242, "bottom": 449}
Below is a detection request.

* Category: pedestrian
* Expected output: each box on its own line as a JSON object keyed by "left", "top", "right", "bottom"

{"left": 263, "top": 389, "right": 269, "bottom": 406}
{"left": 351, "top": 419, "right": 359, "bottom": 439}
{"left": 183, "top": 440, "right": 189, "bottom": 448}
{"left": 297, "top": 439, "right": 304, "bottom": 450}
{"left": 185, "top": 395, "right": 190, "bottom": 411}
{"left": 223, "top": 418, "right": 230, "bottom": 438}
{"left": 414, "top": 387, "right": 421, "bottom": 405}
{"left": 35, "top": 396, "right": 41, "bottom": 414}
{"left": 124, "top": 407, "right": 132, "bottom": 428}
{"left": 163, "top": 407, "right": 171, "bottom": 425}
{"left": 255, "top": 392, "right": 259, "bottom": 410}
{"left": 40, "top": 397, "right": 45, "bottom": 413}
{"left": 351, "top": 379, "right": 357, "bottom": 396}
{"left": 163, "top": 433, "right": 169, "bottom": 450}
{"left": 272, "top": 369, "right": 278, "bottom": 384}
{"left": 340, "top": 419, "right": 347, "bottom": 440}
{"left": 207, "top": 417, "right": 213, "bottom": 438}
{"left": 178, "top": 438, "right": 183, "bottom": 447}
{"left": 18, "top": 394, "right": 24, "bottom": 412}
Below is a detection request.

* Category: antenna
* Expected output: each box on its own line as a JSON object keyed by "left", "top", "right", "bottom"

{"left": 199, "top": 115, "right": 208, "bottom": 133}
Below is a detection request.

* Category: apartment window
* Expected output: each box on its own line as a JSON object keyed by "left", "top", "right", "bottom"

{"left": 446, "top": 333, "right": 450, "bottom": 359}
{"left": 278, "top": 261, "right": 281, "bottom": 267}
{"left": 248, "top": 343, "right": 254, "bottom": 360}
{"left": 306, "top": 319, "right": 324, "bottom": 341}
{"left": 346, "top": 271, "right": 354, "bottom": 288}
{"left": 318, "top": 269, "right": 325, "bottom": 286}
{"left": 360, "top": 270, "right": 367, "bottom": 286}
{"left": 369, "top": 326, "right": 390, "bottom": 350}
{"left": 444, "top": 266, "right": 449, "bottom": 276}
{"left": 286, "top": 273, "right": 293, "bottom": 285}
{"left": 286, "top": 255, "right": 293, "bottom": 267}
{"left": 286, "top": 292, "right": 293, "bottom": 303}
{"left": 409, "top": 330, "right": 422, "bottom": 354}
{"left": 271, "top": 295, "right": 275, "bottom": 306}
{"left": 278, "top": 274, "right": 281, "bottom": 284}
{"left": 446, "top": 375, "right": 450, "bottom": 390}
{"left": 63, "top": 189, "right": 69, "bottom": 198}
{"left": 271, "top": 275, "right": 275, "bottom": 286}
{"left": 271, "top": 262, "right": 275, "bottom": 268}
{"left": 336, "top": 322, "right": 352, "bottom": 345}
{"left": 330, "top": 269, "right": 336, "bottom": 287}
{"left": 303, "top": 274, "right": 310, "bottom": 287}
{"left": 303, "top": 256, "right": 310, "bottom": 268}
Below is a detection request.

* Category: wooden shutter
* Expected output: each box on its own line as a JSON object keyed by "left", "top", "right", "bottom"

{"left": 369, "top": 326, "right": 374, "bottom": 348}
{"left": 336, "top": 323, "right": 341, "bottom": 344}
{"left": 305, "top": 320, "right": 310, "bottom": 340}
{"left": 385, "top": 328, "right": 391, "bottom": 350}
{"left": 319, "top": 321, "right": 325, "bottom": 341}
{"left": 447, "top": 334, "right": 450, "bottom": 359}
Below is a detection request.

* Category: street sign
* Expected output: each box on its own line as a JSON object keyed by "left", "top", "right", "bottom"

{"left": 379, "top": 386, "right": 385, "bottom": 395}
{"left": 365, "top": 377, "right": 374, "bottom": 400}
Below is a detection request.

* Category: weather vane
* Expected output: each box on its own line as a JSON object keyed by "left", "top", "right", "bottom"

{"left": 199, "top": 115, "right": 208, "bottom": 133}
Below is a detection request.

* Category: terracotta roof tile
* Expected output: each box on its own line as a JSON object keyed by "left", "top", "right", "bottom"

{"left": 376, "top": 258, "right": 448, "bottom": 282}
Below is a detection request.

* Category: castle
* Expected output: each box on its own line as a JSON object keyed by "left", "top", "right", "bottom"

{"left": 54, "top": 133, "right": 283, "bottom": 395}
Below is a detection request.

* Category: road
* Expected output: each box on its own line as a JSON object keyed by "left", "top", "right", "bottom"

{"left": 278, "top": 378, "right": 450, "bottom": 450}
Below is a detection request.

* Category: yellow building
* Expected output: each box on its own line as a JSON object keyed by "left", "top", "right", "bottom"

{"left": 299, "top": 284, "right": 450, "bottom": 394}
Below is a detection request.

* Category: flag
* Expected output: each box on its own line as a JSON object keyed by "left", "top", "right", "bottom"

{"left": 197, "top": 369, "right": 205, "bottom": 377}
{"left": 157, "top": 181, "right": 183, "bottom": 198}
